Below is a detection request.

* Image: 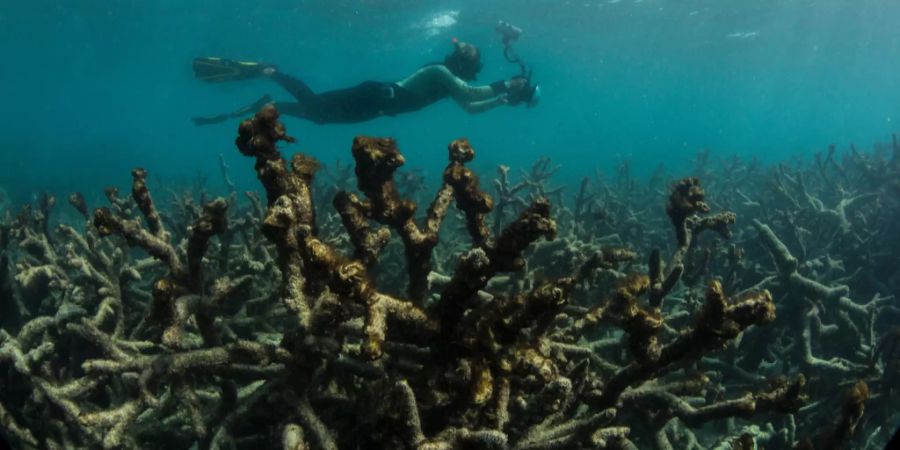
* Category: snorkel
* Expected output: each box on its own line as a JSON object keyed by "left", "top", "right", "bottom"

{"left": 496, "top": 20, "right": 540, "bottom": 108}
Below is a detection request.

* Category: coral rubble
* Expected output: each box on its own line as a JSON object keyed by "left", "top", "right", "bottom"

{"left": 1, "top": 106, "right": 897, "bottom": 449}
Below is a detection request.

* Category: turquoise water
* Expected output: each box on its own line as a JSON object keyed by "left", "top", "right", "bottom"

{"left": 2, "top": 2, "right": 900, "bottom": 448}
{"left": 1, "top": 0, "right": 898, "bottom": 199}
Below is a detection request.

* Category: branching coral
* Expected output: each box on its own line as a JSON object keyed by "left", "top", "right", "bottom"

{"left": 6, "top": 105, "right": 897, "bottom": 450}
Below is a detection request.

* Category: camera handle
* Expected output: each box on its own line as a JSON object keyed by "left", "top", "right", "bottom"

{"left": 498, "top": 24, "right": 531, "bottom": 81}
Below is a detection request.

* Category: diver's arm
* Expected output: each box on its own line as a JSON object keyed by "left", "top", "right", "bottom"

{"left": 398, "top": 66, "right": 501, "bottom": 102}
{"left": 460, "top": 95, "right": 509, "bottom": 114}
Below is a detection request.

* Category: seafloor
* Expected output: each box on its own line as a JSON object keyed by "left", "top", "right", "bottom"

{"left": 0, "top": 106, "right": 897, "bottom": 449}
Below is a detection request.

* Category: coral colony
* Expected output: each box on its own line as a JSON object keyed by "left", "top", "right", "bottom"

{"left": 1, "top": 106, "right": 897, "bottom": 449}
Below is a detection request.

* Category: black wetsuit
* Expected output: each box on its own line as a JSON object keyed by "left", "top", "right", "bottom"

{"left": 271, "top": 72, "right": 448, "bottom": 124}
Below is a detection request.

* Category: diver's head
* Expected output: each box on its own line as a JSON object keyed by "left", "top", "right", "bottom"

{"left": 444, "top": 39, "right": 483, "bottom": 81}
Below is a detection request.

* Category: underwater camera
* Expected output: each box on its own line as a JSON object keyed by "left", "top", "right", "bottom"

{"left": 527, "top": 84, "right": 541, "bottom": 108}
{"left": 505, "top": 75, "right": 541, "bottom": 109}
{"left": 495, "top": 20, "right": 539, "bottom": 108}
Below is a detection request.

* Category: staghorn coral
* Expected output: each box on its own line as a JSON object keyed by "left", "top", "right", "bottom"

{"left": 1, "top": 107, "right": 897, "bottom": 450}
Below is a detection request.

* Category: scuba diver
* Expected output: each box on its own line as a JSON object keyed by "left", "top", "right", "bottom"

{"left": 191, "top": 38, "right": 539, "bottom": 126}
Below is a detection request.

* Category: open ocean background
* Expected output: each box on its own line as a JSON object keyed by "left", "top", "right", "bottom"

{"left": 1, "top": 0, "right": 899, "bottom": 204}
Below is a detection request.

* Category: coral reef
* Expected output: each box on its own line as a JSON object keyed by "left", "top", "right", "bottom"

{"left": 0, "top": 106, "right": 897, "bottom": 449}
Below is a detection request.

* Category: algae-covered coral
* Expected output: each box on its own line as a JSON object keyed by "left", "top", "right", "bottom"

{"left": 1, "top": 106, "right": 897, "bottom": 449}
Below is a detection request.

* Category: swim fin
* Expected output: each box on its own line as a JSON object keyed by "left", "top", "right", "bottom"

{"left": 192, "top": 57, "right": 274, "bottom": 82}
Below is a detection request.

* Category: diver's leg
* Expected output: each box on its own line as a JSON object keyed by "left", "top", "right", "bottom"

{"left": 309, "top": 82, "right": 387, "bottom": 123}
{"left": 268, "top": 71, "right": 317, "bottom": 102}
{"left": 275, "top": 101, "right": 332, "bottom": 124}
{"left": 191, "top": 94, "right": 273, "bottom": 126}
{"left": 258, "top": 81, "right": 385, "bottom": 124}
